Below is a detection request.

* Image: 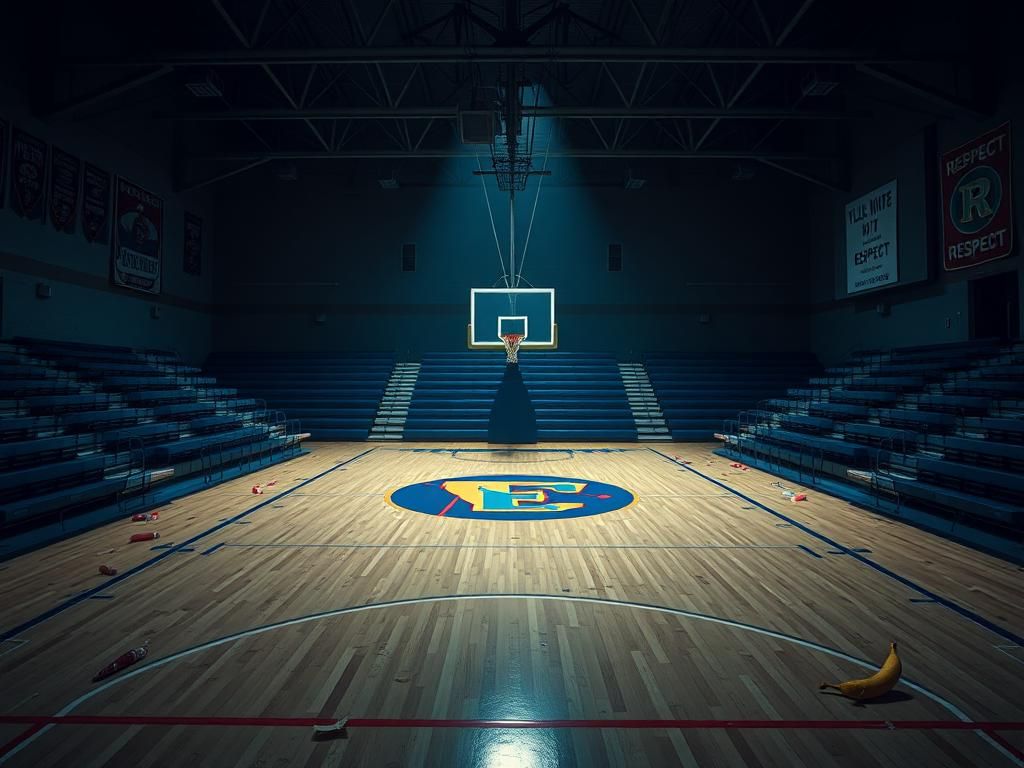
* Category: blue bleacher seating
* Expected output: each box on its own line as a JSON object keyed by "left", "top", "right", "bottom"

{"left": 60, "top": 408, "right": 151, "bottom": 431}
{"left": 645, "top": 352, "right": 820, "bottom": 441}
{"left": 751, "top": 426, "right": 870, "bottom": 462}
{"left": 0, "top": 338, "right": 308, "bottom": 553}
{"left": 840, "top": 423, "right": 917, "bottom": 448}
{"left": 716, "top": 337, "right": 1024, "bottom": 541}
{"left": 0, "top": 379, "right": 82, "bottom": 397}
{"left": 960, "top": 416, "right": 1024, "bottom": 444}
{"left": 809, "top": 402, "right": 870, "bottom": 419}
{"left": 913, "top": 456, "right": 1024, "bottom": 501}
{"left": 877, "top": 408, "right": 956, "bottom": 430}
{"left": 121, "top": 389, "right": 198, "bottom": 405}
{"left": 924, "top": 434, "right": 1024, "bottom": 471}
{"left": 830, "top": 389, "right": 901, "bottom": 405}
{"left": 779, "top": 414, "right": 833, "bottom": 433}
{"left": 1, "top": 477, "right": 131, "bottom": 526}
{"left": 0, "top": 434, "right": 97, "bottom": 471}
{"left": 846, "top": 376, "right": 925, "bottom": 390}
{"left": 25, "top": 393, "right": 121, "bottom": 414}
{"left": 207, "top": 352, "right": 394, "bottom": 440}
{"left": 887, "top": 478, "right": 1022, "bottom": 526}
{"left": 948, "top": 379, "right": 1024, "bottom": 397}
{"left": 0, "top": 454, "right": 109, "bottom": 499}
{"left": 913, "top": 394, "right": 992, "bottom": 414}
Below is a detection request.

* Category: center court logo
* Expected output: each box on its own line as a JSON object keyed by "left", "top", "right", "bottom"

{"left": 387, "top": 475, "right": 636, "bottom": 521}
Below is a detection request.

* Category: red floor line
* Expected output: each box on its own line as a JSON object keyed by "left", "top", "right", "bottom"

{"left": 436, "top": 495, "right": 459, "bottom": 516}
{"left": 0, "top": 724, "right": 46, "bottom": 759}
{"left": 1, "top": 715, "right": 1022, "bottom": 731}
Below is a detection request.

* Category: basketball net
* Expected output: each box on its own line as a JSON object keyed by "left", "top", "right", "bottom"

{"left": 501, "top": 333, "right": 524, "bottom": 365}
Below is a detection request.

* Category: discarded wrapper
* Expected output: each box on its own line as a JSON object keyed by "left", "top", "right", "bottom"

{"left": 312, "top": 718, "right": 349, "bottom": 740}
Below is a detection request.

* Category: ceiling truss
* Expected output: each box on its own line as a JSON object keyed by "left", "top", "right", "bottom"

{"left": 47, "top": 0, "right": 979, "bottom": 192}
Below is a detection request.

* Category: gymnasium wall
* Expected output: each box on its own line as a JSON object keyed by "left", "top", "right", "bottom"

{"left": 212, "top": 160, "right": 812, "bottom": 358}
{"left": 808, "top": 60, "right": 1023, "bottom": 364}
{"left": 0, "top": 92, "right": 215, "bottom": 364}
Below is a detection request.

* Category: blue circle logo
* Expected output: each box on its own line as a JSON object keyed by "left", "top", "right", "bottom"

{"left": 387, "top": 475, "right": 636, "bottom": 521}
{"left": 950, "top": 165, "right": 1002, "bottom": 235}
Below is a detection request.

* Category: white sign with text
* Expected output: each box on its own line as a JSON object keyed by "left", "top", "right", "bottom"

{"left": 846, "top": 179, "right": 898, "bottom": 294}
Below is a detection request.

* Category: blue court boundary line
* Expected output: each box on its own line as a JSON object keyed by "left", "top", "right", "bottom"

{"left": 383, "top": 447, "right": 636, "bottom": 454}
{"left": 648, "top": 448, "right": 1024, "bottom": 647}
{"left": 0, "top": 447, "right": 378, "bottom": 643}
{"left": 215, "top": 542, "right": 797, "bottom": 551}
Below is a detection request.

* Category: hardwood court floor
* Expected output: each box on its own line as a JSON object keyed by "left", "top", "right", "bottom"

{"left": 0, "top": 443, "right": 1021, "bottom": 767}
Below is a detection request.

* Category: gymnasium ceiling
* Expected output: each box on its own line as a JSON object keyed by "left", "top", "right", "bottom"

{"left": 11, "top": 0, "right": 995, "bottom": 191}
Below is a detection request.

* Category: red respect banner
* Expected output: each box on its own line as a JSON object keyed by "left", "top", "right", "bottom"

{"left": 941, "top": 122, "right": 1013, "bottom": 271}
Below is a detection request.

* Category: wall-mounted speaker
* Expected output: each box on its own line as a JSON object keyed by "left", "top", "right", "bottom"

{"left": 608, "top": 244, "right": 622, "bottom": 272}
{"left": 402, "top": 243, "right": 416, "bottom": 272}
{"left": 150, "top": 305, "right": 161, "bottom": 319}
{"left": 36, "top": 282, "right": 52, "bottom": 299}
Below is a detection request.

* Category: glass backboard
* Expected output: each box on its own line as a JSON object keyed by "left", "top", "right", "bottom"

{"left": 468, "top": 288, "right": 557, "bottom": 349}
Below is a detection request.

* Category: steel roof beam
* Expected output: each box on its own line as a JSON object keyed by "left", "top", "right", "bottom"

{"left": 164, "top": 106, "right": 865, "bottom": 120}
{"left": 78, "top": 46, "right": 933, "bottom": 67}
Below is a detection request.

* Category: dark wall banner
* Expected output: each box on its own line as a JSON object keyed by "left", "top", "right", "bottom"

{"left": 82, "top": 163, "right": 111, "bottom": 244}
{"left": 112, "top": 176, "right": 163, "bottom": 294}
{"left": 183, "top": 211, "right": 202, "bottom": 276}
{"left": 9, "top": 128, "right": 47, "bottom": 221}
{"left": 48, "top": 146, "right": 80, "bottom": 234}
{"left": 0, "top": 117, "right": 8, "bottom": 208}
{"left": 941, "top": 122, "right": 1013, "bottom": 271}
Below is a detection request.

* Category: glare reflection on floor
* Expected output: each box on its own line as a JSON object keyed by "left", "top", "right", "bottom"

{"left": 478, "top": 729, "right": 559, "bottom": 768}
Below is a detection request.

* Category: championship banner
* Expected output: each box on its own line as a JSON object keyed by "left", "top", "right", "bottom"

{"left": 845, "top": 179, "right": 898, "bottom": 294}
{"left": 183, "top": 211, "right": 202, "bottom": 276}
{"left": 82, "top": 163, "right": 111, "bottom": 244}
{"left": 941, "top": 122, "right": 1013, "bottom": 271}
{"left": 48, "top": 146, "right": 80, "bottom": 234}
{"left": 112, "top": 177, "right": 163, "bottom": 294}
{"left": 9, "top": 128, "right": 47, "bottom": 221}
{"left": 0, "top": 117, "right": 8, "bottom": 208}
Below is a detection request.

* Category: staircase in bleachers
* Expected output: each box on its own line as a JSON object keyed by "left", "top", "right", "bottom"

{"left": 644, "top": 352, "right": 821, "bottom": 441}
{"left": 206, "top": 352, "right": 394, "bottom": 440}
{"left": 405, "top": 352, "right": 637, "bottom": 441}
{"left": 715, "top": 338, "right": 1024, "bottom": 560}
{"left": 369, "top": 362, "right": 421, "bottom": 440}
{"left": 617, "top": 363, "right": 671, "bottom": 441}
{"left": 1, "top": 338, "right": 308, "bottom": 558}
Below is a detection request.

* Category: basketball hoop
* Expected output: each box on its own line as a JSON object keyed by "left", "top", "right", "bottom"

{"left": 501, "top": 333, "right": 524, "bottom": 364}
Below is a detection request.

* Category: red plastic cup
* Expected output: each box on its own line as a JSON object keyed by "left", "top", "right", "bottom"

{"left": 93, "top": 643, "right": 149, "bottom": 682}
